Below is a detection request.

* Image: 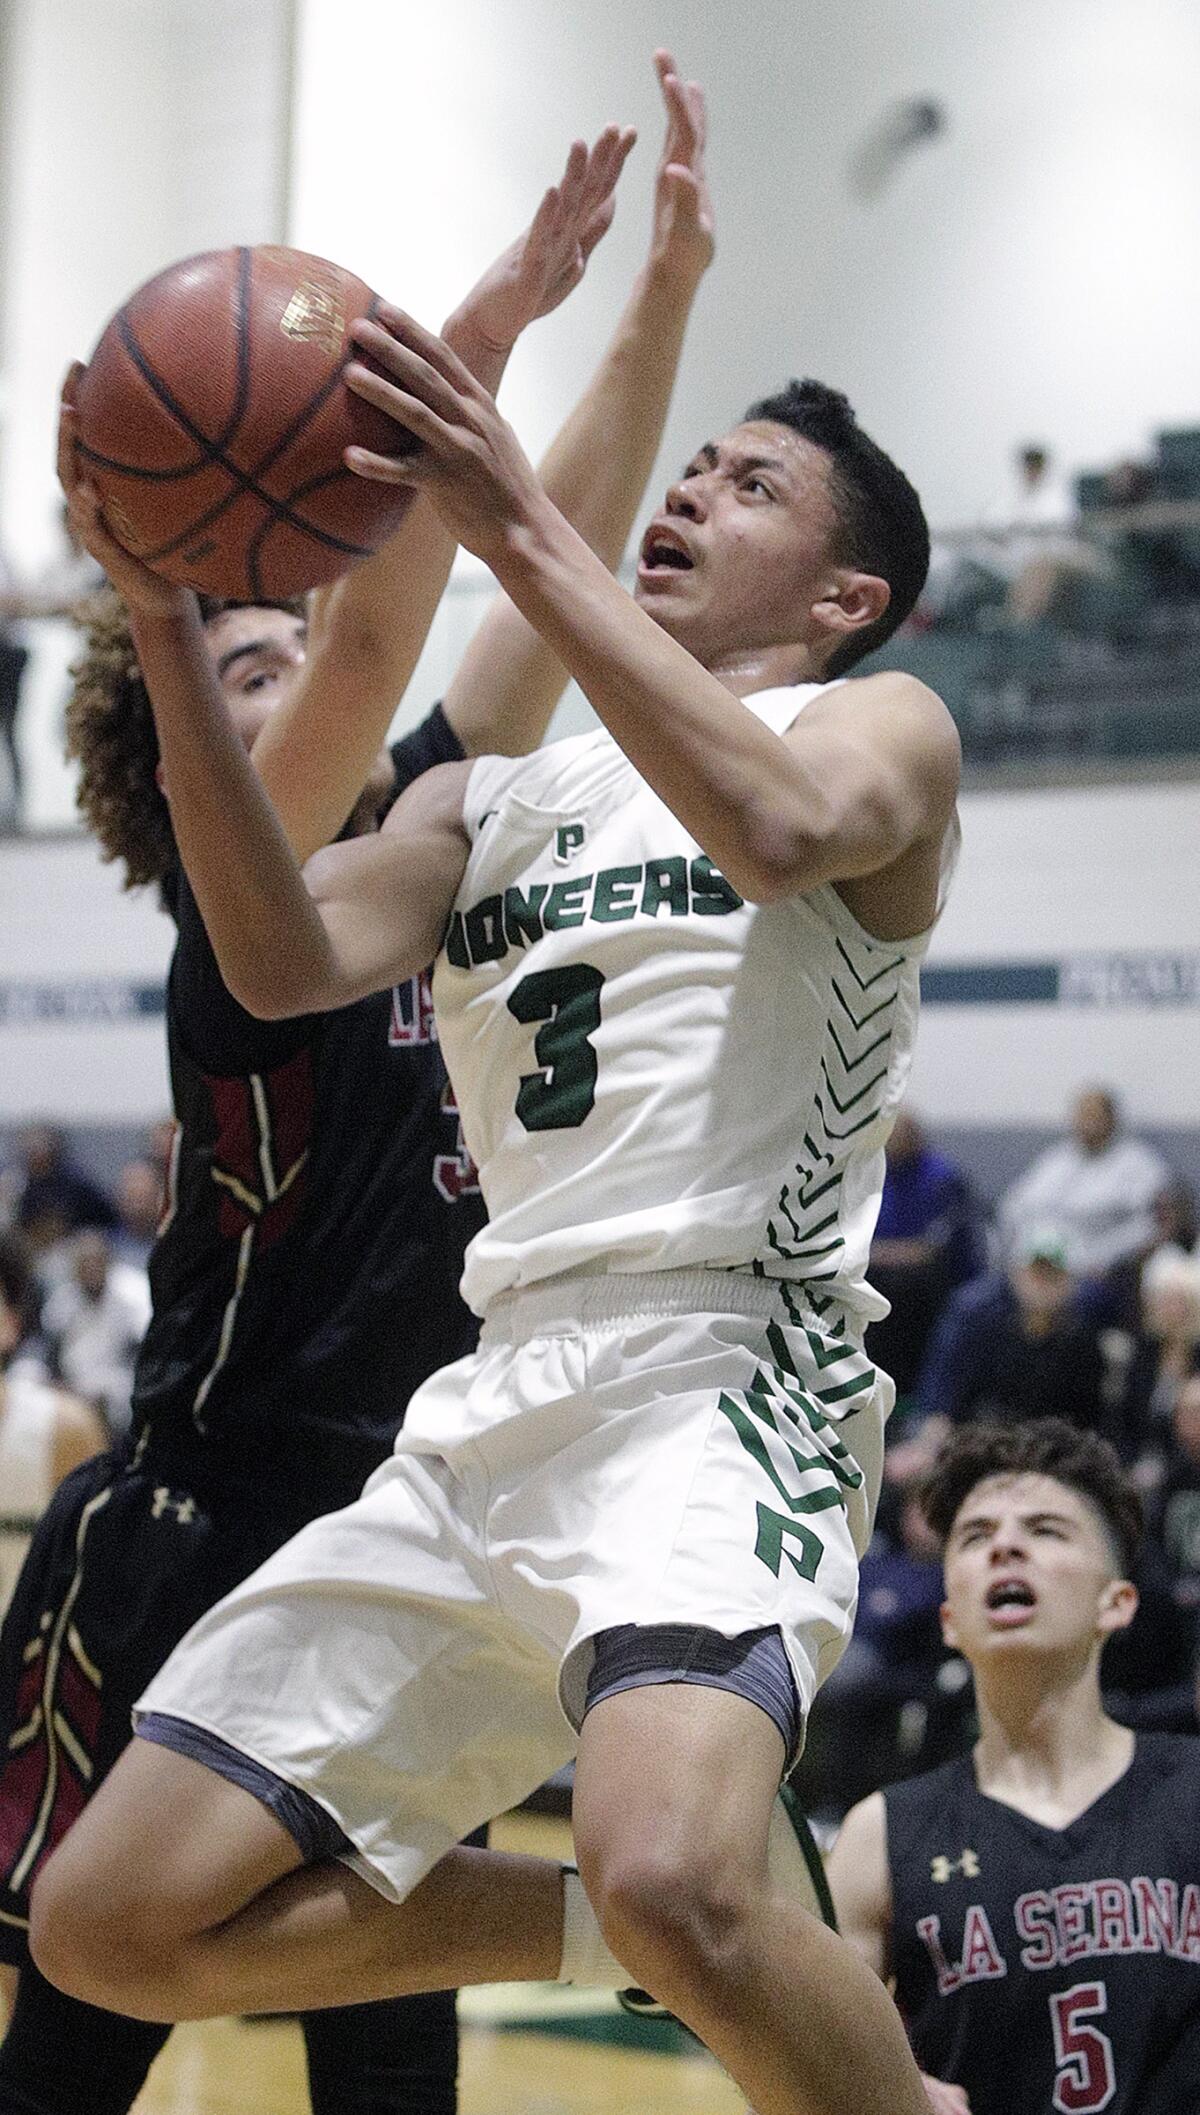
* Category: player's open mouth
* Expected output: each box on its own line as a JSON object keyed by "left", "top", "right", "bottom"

{"left": 985, "top": 1578, "right": 1037, "bottom": 1623}
{"left": 638, "top": 524, "right": 696, "bottom": 578}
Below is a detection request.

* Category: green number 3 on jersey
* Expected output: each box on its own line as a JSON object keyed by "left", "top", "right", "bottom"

{"left": 507, "top": 965, "right": 605, "bottom": 1131}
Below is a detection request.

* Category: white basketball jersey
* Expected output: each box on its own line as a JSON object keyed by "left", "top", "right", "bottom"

{"left": 434, "top": 683, "right": 957, "bottom": 1320}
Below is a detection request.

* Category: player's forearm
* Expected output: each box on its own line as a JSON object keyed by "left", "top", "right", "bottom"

{"left": 254, "top": 314, "right": 514, "bottom": 859}
{"left": 129, "top": 607, "right": 344, "bottom": 1016}
{"left": 541, "top": 257, "right": 701, "bottom": 567}
{"left": 489, "top": 504, "right": 841, "bottom": 900}
{"left": 445, "top": 261, "right": 703, "bottom": 757}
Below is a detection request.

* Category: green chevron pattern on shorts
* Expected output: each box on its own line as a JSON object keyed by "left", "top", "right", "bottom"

{"left": 717, "top": 1305, "right": 874, "bottom": 1579}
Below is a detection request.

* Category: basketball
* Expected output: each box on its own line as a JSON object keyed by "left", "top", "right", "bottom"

{"left": 72, "top": 245, "right": 415, "bottom": 602}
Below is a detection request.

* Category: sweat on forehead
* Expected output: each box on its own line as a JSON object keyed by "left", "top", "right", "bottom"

{"left": 689, "top": 425, "right": 831, "bottom": 480}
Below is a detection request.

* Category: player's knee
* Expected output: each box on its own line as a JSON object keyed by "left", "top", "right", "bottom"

{"left": 582, "top": 1841, "right": 754, "bottom": 2000}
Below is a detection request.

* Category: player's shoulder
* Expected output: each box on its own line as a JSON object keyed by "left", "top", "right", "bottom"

{"left": 883, "top": 1753, "right": 976, "bottom": 1838}
{"left": 834, "top": 668, "right": 960, "bottom": 770}
{"left": 833, "top": 1787, "right": 889, "bottom": 1863}
{"left": 1131, "top": 1730, "right": 1200, "bottom": 1796}
{"left": 826, "top": 1790, "right": 892, "bottom": 1960}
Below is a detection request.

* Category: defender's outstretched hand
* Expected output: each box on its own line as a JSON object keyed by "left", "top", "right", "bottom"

{"left": 649, "top": 49, "right": 714, "bottom": 285}
{"left": 441, "top": 124, "right": 636, "bottom": 361}
{"left": 57, "top": 364, "right": 193, "bottom": 618}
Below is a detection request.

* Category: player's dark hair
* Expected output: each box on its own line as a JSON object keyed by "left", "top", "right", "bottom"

{"left": 745, "top": 378, "right": 930, "bottom": 676}
{"left": 919, "top": 1418, "right": 1143, "bottom": 1576}
{"left": 65, "top": 587, "right": 304, "bottom": 891}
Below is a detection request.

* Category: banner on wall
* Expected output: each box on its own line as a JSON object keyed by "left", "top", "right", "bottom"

{"left": 4, "top": 954, "right": 1200, "bottom": 1027}
{"left": 922, "top": 953, "right": 1200, "bottom": 1008}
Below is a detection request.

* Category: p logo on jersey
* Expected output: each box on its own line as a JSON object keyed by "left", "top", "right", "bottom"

{"left": 554, "top": 821, "right": 587, "bottom": 865}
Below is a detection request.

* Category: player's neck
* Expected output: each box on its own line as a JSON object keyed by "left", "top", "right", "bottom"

{"left": 972, "top": 1655, "right": 1134, "bottom": 1828}
{"left": 703, "top": 640, "right": 827, "bottom": 697}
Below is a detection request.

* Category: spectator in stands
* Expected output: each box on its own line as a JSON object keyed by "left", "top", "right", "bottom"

{"left": 1147, "top": 1366, "right": 1200, "bottom": 1605}
{"left": 40, "top": 1228, "right": 150, "bottom": 1440}
{"left": 112, "top": 1156, "right": 163, "bottom": 1271}
{"left": 1111, "top": 1248, "right": 1200, "bottom": 1465}
{"left": 0, "top": 1229, "right": 105, "bottom": 1620}
{"left": 1149, "top": 1174, "right": 1199, "bottom": 1266}
{"left": 0, "top": 506, "right": 104, "bottom": 836}
{"left": 975, "top": 441, "right": 1103, "bottom": 625}
{"left": 8, "top": 1124, "right": 117, "bottom": 1260}
{"left": 867, "top": 1106, "right": 983, "bottom": 1397}
{"left": 998, "top": 1085, "right": 1168, "bottom": 1289}
{"left": 1102, "top": 456, "right": 1200, "bottom": 604}
{"left": 915, "top": 1225, "right": 1108, "bottom": 1438}
{"left": 1101, "top": 1438, "right": 1200, "bottom": 1734}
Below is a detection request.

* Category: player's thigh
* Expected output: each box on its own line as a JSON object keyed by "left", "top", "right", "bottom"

{"left": 31, "top": 1735, "right": 300, "bottom": 1946}
{"left": 572, "top": 1679, "right": 783, "bottom": 1909}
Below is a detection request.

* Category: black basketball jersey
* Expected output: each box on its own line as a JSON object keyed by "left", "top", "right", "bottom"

{"left": 129, "top": 704, "right": 485, "bottom": 1518}
{"left": 885, "top": 1735, "right": 1200, "bottom": 2114}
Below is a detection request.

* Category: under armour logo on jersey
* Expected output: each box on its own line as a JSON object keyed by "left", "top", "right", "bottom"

{"left": 931, "top": 1849, "right": 981, "bottom": 1883}
{"left": 554, "top": 821, "right": 587, "bottom": 864}
{"left": 151, "top": 1487, "right": 198, "bottom": 1526}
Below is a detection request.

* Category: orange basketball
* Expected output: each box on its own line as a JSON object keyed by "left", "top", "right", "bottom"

{"left": 73, "top": 245, "right": 415, "bottom": 601}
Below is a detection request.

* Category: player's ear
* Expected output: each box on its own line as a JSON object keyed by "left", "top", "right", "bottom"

{"left": 1096, "top": 1576, "right": 1138, "bottom": 1639}
{"left": 811, "top": 567, "right": 890, "bottom": 650}
{"left": 939, "top": 1598, "right": 958, "bottom": 1650}
{"left": 155, "top": 760, "right": 169, "bottom": 800}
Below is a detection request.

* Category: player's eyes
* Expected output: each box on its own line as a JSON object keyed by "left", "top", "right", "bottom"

{"left": 241, "top": 668, "right": 280, "bottom": 695}
{"left": 743, "top": 476, "right": 773, "bottom": 497}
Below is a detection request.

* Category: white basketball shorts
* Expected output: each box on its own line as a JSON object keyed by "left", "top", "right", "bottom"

{"left": 135, "top": 1268, "right": 891, "bottom": 1906}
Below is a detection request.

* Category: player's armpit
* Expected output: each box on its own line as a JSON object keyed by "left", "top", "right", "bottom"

{"left": 296, "top": 760, "right": 474, "bottom": 1013}
{"left": 777, "top": 674, "right": 960, "bottom": 893}
{"left": 825, "top": 1791, "right": 893, "bottom": 1982}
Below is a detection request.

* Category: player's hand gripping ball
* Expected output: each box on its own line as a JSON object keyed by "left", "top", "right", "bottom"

{"left": 72, "top": 246, "right": 418, "bottom": 601}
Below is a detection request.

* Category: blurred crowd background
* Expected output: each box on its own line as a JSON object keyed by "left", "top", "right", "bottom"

{"left": 4, "top": 1075, "right": 1199, "bottom": 1822}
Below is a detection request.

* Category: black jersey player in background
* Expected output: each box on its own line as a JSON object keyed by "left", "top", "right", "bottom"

{"left": 0, "top": 55, "right": 714, "bottom": 2115}
{"left": 829, "top": 1418, "right": 1200, "bottom": 2114}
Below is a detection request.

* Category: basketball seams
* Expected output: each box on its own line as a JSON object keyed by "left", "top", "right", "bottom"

{"left": 76, "top": 246, "right": 409, "bottom": 598}
{"left": 244, "top": 468, "right": 387, "bottom": 598}
{"left": 106, "top": 277, "right": 380, "bottom": 583}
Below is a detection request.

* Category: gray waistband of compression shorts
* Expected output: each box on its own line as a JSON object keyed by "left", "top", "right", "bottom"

{"left": 583, "top": 1623, "right": 803, "bottom": 1769}
{"left": 137, "top": 1712, "right": 351, "bottom": 1864}
{"left": 481, "top": 1268, "right": 841, "bottom": 1348}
